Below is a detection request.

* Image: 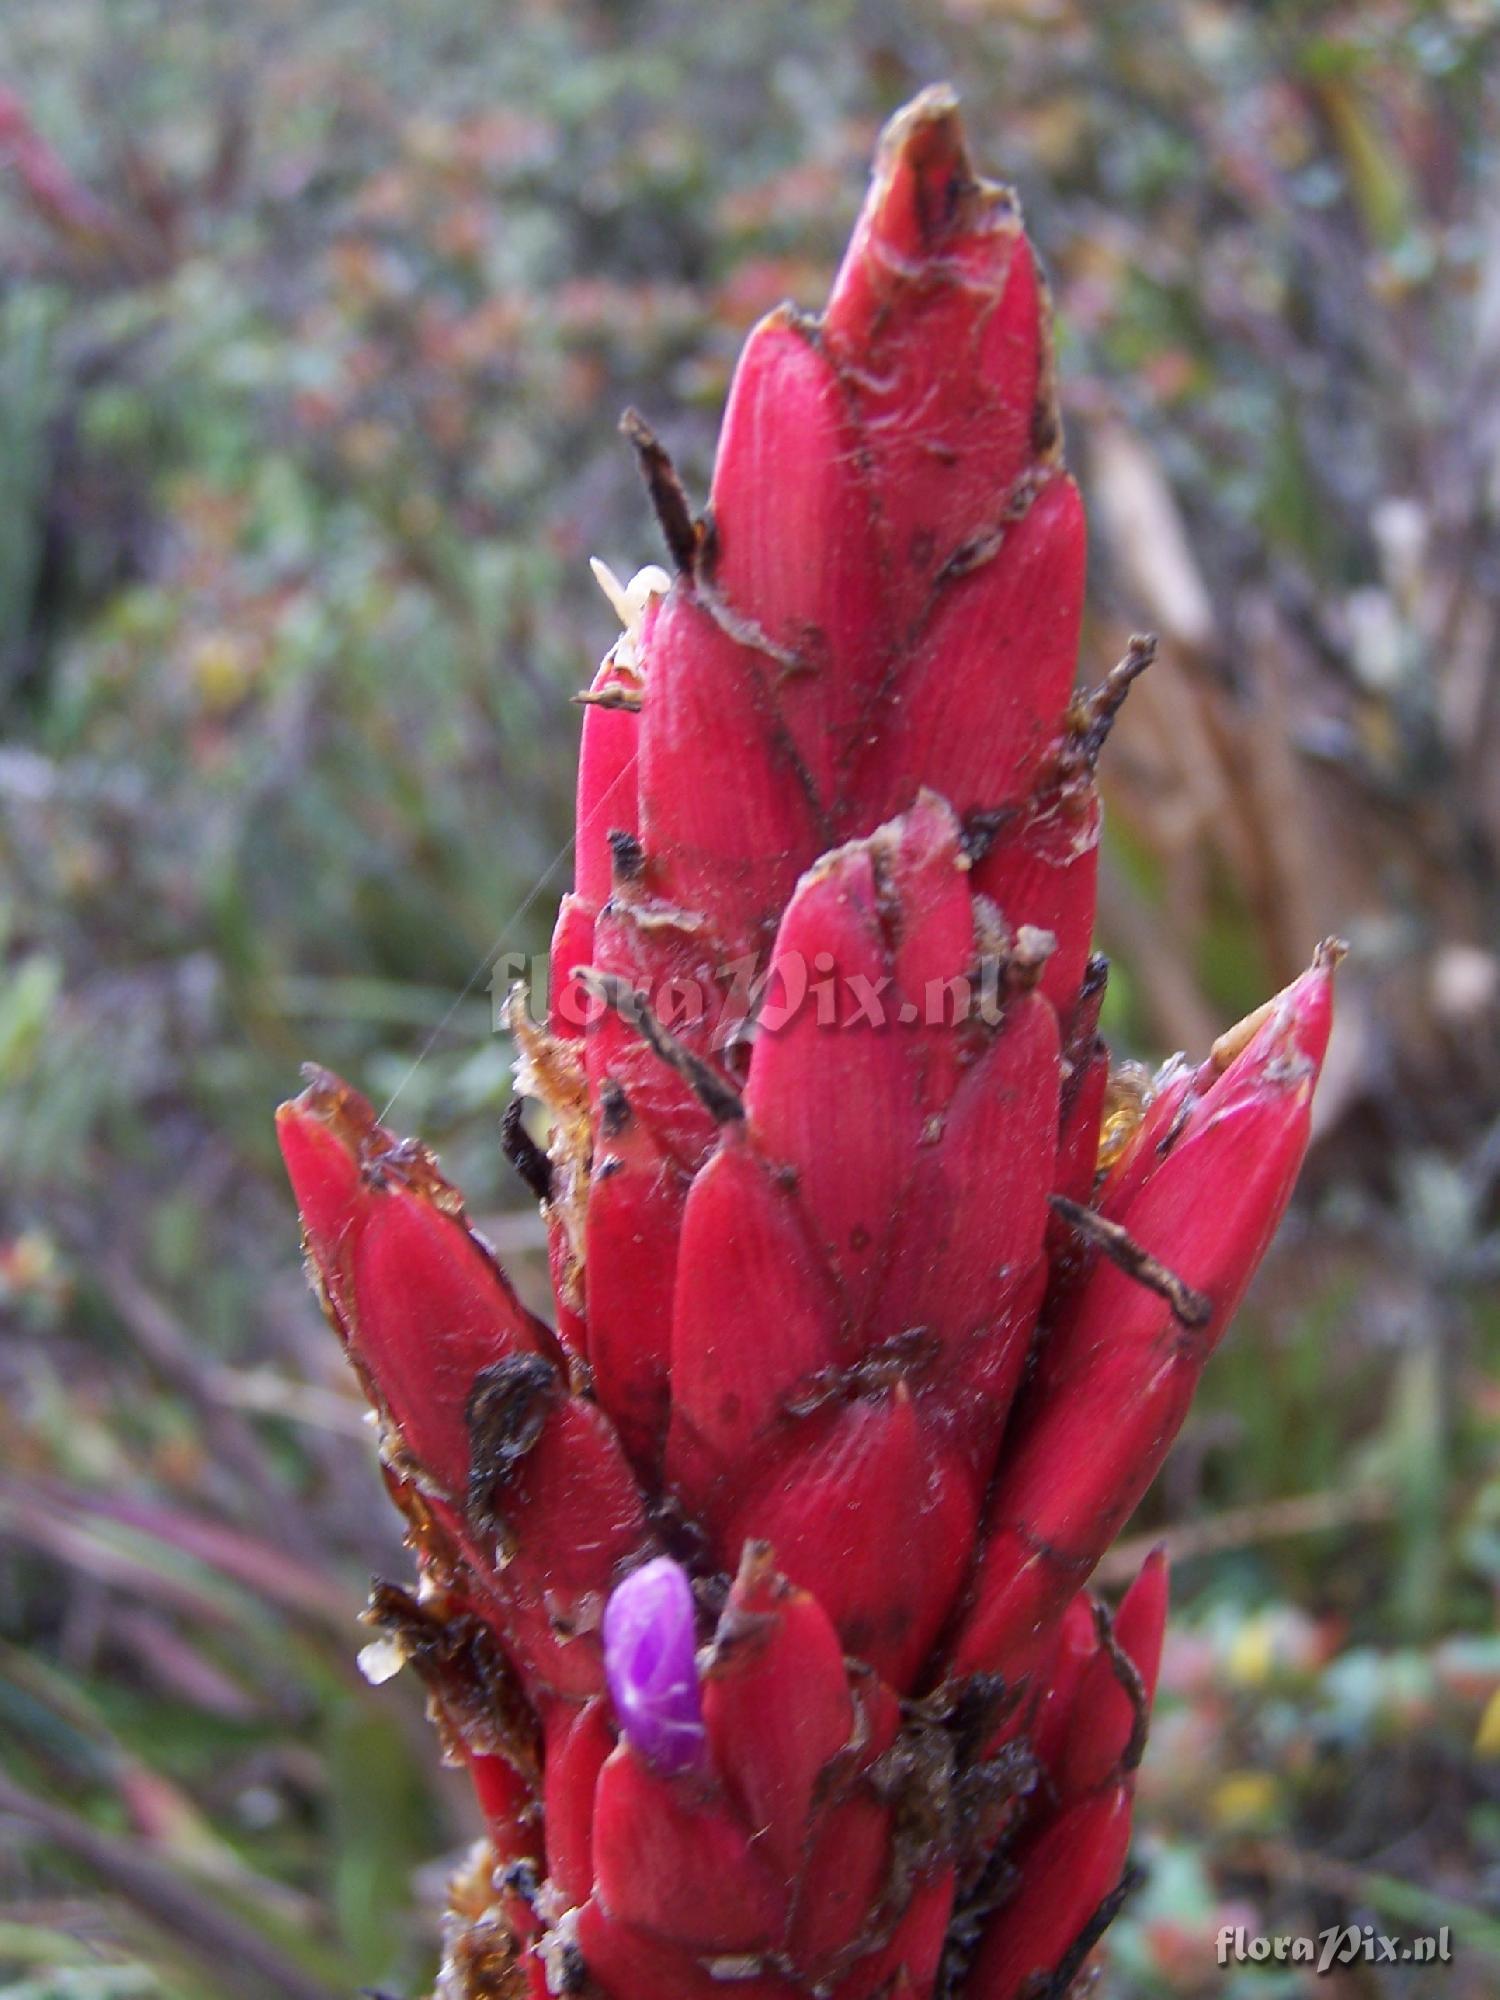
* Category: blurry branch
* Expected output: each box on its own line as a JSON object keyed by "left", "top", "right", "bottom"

{"left": 105, "top": 1605, "right": 264, "bottom": 1721}
{"left": 0, "top": 1769, "right": 346, "bottom": 2000}
{"left": 206, "top": 1366, "right": 371, "bottom": 1438}
{"left": 97, "top": 1253, "right": 312, "bottom": 1544}
{"left": 0, "top": 1474, "right": 352, "bottom": 1635}
{"left": 1084, "top": 385, "right": 1500, "bottom": 1155}
{"left": 0, "top": 88, "right": 161, "bottom": 278}
{"left": 0, "top": 78, "right": 250, "bottom": 282}
{"left": 1094, "top": 850, "right": 1220, "bottom": 1058}
{"left": 254, "top": 974, "right": 495, "bottom": 1033}
{"left": 1098, "top": 1486, "right": 1393, "bottom": 1587}
{"left": 1088, "top": 416, "right": 1216, "bottom": 658}
{"left": 1231, "top": 1836, "right": 1500, "bottom": 1966}
{"left": 1086, "top": 416, "right": 1320, "bottom": 998}
{"left": 0, "top": 1640, "right": 321, "bottom": 1927}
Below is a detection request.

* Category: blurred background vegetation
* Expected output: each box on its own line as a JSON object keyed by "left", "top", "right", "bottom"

{"left": 2, "top": 1, "right": 1499, "bottom": 1994}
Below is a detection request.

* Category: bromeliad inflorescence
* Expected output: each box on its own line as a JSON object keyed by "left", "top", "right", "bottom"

{"left": 277, "top": 86, "right": 1337, "bottom": 2000}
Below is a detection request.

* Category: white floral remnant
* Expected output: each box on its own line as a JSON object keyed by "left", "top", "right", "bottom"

{"left": 590, "top": 557, "right": 669, "bottom": 672}
{"left": 357, "top": 1635, "right": 408, "bottom": 1686}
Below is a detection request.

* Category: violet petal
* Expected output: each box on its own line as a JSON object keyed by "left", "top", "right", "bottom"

{"left": 603, "top": 1555, "right": 706, "bottom": 1776}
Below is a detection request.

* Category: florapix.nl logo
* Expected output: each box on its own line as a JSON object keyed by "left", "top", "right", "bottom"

{"left": 1217, "top": 1925, "right": 1454, "bottom": 1973}
{"left": 491, "top": 925, "right": 1056, "bottom": 1050}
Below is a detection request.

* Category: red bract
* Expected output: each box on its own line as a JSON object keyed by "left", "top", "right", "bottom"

{"left": 277, "top": 86, "right": 1338, "bottom": 2000}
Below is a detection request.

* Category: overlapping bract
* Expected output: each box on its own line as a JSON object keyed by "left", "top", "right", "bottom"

{"left": 277, "top": 87, "right": 1335, "bottom": 2000}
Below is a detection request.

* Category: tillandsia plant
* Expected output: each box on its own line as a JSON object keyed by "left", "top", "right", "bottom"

{"left": 277, "top": 88, "right": 1338, "bottom": 2000}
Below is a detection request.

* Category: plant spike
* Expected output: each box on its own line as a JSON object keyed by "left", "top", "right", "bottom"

{"left": 277, "top": 85, "right": 1337, "bottom": 2000}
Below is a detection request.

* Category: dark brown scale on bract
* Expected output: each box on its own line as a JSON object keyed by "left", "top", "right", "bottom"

{"left": 902, "top": 134, "right": 982, "bottom": 245}
{"left": 501, "top": 1096, "right": 553, "bottom": 1204}
{"left": 869, "top": 1724, "right": 956, "bottom": 1902}
{"left": 1035, "top": 1871, "right": 1139, "bottom": 2000}
{"left": 1090, "top": 1600, "right": 1152, "bottom": 1776}
{"left": 1047, "top": 1196, "right": 1212, "bottom": 1331}
{"left": 1056, "top": 962, "right": 1109, "bottom": 1123}
{"left": 1066, "top": 632, "right": 1157, "bottom": 772}
{"left": 607, "top": 828, "right": 646, "bottom": 882}
{"left": 905, "top": 1675, "right": 1035, "bottom": 1893}
{"left": 597, "top": 1077, "right": 632, "bottom": 1140}
{"left": 364, "top": 1580, "right": 542, "bottom": 1781}
{"left": 1003, "top": 632, "right": 1157, "bottom": 863}
{"left": 619, "top": 406, "right": 701, "bottom": 575}
{"left": 781, "top": 1327, "right": 941, "bottom": 1422}
{"left": 465, "top": 1354, "right": 564, "bottom": 1546}
{"left": 936, "top": 1863, "right": 1139, "bottom": 2000}
{"left": 958, "top": 806, "right": 1016, "bottom": 864}
{"left": 929, "top": 467, "right": 1049, "bottom": 593}
{"left": 575, "top": 966, "right": 745, "bottom": 1128}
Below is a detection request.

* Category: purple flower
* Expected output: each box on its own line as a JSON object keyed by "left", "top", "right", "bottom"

{"left": 603, "top": 1555, "right": 706, "bottom": 1776}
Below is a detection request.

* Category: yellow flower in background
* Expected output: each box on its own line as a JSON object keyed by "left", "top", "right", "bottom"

{"left": 1211, "top": 1771, "right": 1282, "bottom": 1831}
{"left": 1474, "top": 1689, "right": 1500, "bottom": 1758}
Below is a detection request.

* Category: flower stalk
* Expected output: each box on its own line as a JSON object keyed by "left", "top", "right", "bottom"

{"left": 278, "top": 85, "right": 1336, "bottom": 2000}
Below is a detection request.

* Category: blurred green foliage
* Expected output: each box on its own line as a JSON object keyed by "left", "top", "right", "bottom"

{"left": 2, "top": 2, "right": 1500, "bottom": 1996}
